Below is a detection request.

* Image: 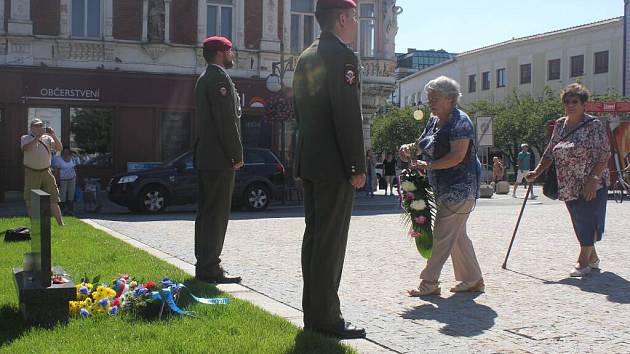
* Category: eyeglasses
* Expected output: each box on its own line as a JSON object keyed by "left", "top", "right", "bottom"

{"left": 427, "top": 95, "right": 444, "bottom": 104}
{"left": 563, "top": 99, "right": 581, "bottom": 105}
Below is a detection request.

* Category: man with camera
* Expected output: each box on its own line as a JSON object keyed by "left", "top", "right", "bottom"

{"left": 20, "top": 118, "right": 64, "bottom": 226}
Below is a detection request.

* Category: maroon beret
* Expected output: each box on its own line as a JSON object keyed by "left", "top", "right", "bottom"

{"left": 316, "top": 0, "right": 356, "bottom": 10}
{"left": 203, "top": 36, "right": 232, "bottom": 51}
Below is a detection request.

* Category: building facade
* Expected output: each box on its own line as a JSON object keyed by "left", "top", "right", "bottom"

{"left": 396, "top": 48, "right": 455, "bottom": 79}
{"left": 391, "top": 48, "right": 455, "bottom": 105}
{"left": 625, "top": 0, "right": 630, "bottom": 95}
{"left": 399, "top": 17, "right": 624, "bottom": 108}
{"left": 0, "top": 0, "right": 400, "bottom": 198}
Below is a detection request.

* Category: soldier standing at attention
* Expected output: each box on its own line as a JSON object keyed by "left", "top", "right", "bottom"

{"left": 293, "top": 0, "right": 367, "bottom": 339}
{"left": 194, "top": 36, "right": 243, "bottom": 284}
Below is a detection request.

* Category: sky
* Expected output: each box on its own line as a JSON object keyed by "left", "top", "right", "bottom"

{"left": 395, "top": 0, "right": 625, "bottom": 54}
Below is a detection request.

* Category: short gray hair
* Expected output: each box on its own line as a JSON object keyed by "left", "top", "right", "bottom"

{"left": 424, "top": 76, "right": 462, "bottom": 103}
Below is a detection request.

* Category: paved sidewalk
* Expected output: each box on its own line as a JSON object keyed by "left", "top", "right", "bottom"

{"left": 4, "top": 187, "right": 630, "bottom": 353}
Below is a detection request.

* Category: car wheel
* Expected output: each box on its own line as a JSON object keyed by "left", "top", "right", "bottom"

{"left": 138, "top": 186, "right": 168, "bottom": 213}
{"left": 243, "top": 184, "right": 270, "bottom": 211}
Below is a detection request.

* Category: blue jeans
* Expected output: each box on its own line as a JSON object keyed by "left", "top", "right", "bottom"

{"left": 366, "top": 174, "right": 373, "bottom": 195}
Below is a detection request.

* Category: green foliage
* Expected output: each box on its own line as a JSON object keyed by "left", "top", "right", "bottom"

{"left": 0, "top": 217, "right": 354, "bottom": 354}
{"left": 591, "top": 89, "right": 630, "bottom": 102}
{"left": 71, "top": 109, "right": 113, "bottom": 154}
{"left": 465, "top": 88, "right": 564, "bottom": 171}
{"left": 370, "top": 106, "right": 428, "bottom": 154}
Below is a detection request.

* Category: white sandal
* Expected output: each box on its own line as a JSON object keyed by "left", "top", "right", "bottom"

{"left": 450, "top": 279, "right": 485, "bottom": 293}
{"left": 408, "top": 281, "right": 441, "bottom": 296}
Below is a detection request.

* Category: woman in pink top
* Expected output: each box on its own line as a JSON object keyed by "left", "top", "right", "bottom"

{"left": 527, "top": 83, "right": 610, "bottom": 277}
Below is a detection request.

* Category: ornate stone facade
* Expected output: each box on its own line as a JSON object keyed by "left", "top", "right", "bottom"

{"left": 359, "top": 0, "right": 402, "bottom": 149}
{"left": 0, "top": 0, "right": 400, "bottom": 149}
{"left": 55, "top": 41, "right": 115, "bottom": 62}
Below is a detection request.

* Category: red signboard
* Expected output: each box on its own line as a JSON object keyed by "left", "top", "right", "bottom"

{"left": 586, "top": 101, "right": 630, "bottom": 113}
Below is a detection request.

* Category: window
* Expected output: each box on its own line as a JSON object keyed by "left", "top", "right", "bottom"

{"left": 482, "top": 71, "right": 490, "bottom": 90}
{"left": 359, "top": 4, "right": 375, "bottom": 57}
{"left": 207, "top": 0, "right": 233, "bottom": 39}
{"left": 290, "top": 0, "right": 316, "bottom": 54}
{"left": 27, "top": 108, "right": 62, "bottom": 142}
{"left": 72, "top": 0, "right": 101, "bottom": 38}
{"left": 496, "top": 68, "right": 506, "bottom": 88}
{"left": 570, "top": 55, "right": 584, "bottom": 77}
{"left": 468, "top": 74, "right": 476, "bottom": 93}
{"left": 548, "top": 59, "right": 561, "bottom": 80}
{"left": 70, "top": 108, "right": 113, "bottom": 167}
{"left": 520, "top": 64, "right": 531, "bottom": 84}
{"left": 594, "top": 51, "right": 609, "bottom": 74}
{"left": 161, "top": 112, "right": 191, "bottom": 162}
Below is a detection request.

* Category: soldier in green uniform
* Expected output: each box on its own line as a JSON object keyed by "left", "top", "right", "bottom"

{"left": 194, "top": 36, "right": 243, "bottom": 284}
{"left": 293, "top": 0, "right": 367, "bottom": 339}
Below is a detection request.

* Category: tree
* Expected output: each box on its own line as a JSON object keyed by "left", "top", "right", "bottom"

{"left": 591, "top": 89, "right": 630, "bottom": 102}
{"left": 466, "top": 88, "right": 564, "bottom": 172}
{"left": 371, "top": 106, "right": 429, "bottom": 155}
{"left": 71, "top": 108, "right": 113, "bottom": 154}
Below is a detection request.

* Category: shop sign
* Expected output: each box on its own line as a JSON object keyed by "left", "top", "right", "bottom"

{"left": 24, "top": 87, "right": 100, "bottom": 101}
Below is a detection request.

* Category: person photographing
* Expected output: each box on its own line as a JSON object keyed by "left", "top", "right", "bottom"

{"left": 21, "top": 119, "right": 64, "bottom": 225}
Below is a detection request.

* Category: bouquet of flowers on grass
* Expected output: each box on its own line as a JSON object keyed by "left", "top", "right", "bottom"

{"left": 69, "top": 275, "right": 121, "bottom": 318}
{"left": 69, "top": 274, "right": 229, "bottom": 319}
{"left": 399, "top": 168, "right": 436, "bottom": 259}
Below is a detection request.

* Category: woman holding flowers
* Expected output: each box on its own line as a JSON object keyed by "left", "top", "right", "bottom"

{"left": 399, "top": 76, "right": 484, "bottom": 296}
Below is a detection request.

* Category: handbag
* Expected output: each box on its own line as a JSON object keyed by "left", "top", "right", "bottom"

{"left": 4, "top": 227, "right": 31, "bottom": 242}
{"left": 542, "top": 118, "right": 594, "bottom": 200}
{"left": 542, "top": 164, "right": 559, "bottom": 199}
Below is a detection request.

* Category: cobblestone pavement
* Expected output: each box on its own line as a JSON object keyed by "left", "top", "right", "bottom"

{"left": 87, "top": 187, "right": 630, "bottom": 353}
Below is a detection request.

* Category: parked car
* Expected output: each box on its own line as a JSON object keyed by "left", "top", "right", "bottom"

{"left": 108, "top": 148, "right": 286, "bottom": 213}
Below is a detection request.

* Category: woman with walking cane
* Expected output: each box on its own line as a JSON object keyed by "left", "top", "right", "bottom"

{"left": 400, "top": 76, "right": 484, "bottom": 296}
{"left": 526, "top": 83, "right": 610, "bottom": 277}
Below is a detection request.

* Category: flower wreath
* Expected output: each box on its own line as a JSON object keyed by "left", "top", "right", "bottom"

{"left": 399, "top": 168, "right": 436, "bottom": 259}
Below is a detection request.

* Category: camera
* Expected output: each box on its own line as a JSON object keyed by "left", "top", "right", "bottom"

{"left": 45, "top": 127, "right": 52, "bottom": 133}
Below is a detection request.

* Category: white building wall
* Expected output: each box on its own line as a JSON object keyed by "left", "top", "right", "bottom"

{"left": 625, "top": 0, "right": 630, "bottom": 95}
{"left": 399, "top": 18, "right": 624, "bottom": 108}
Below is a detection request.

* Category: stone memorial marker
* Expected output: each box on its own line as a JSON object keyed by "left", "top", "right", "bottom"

{"left": 13, "top": 190, "right": 75, "bottom": 325}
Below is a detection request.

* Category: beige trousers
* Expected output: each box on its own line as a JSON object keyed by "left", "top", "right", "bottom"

{"left": 420, "top": 199, "right": 483, "bottom": 283}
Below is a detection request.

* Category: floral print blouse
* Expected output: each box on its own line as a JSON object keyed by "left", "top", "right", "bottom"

{"left": 542, "top": 116, "right": 610, "bottom": 202}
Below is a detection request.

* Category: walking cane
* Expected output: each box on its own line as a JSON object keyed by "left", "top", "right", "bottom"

{"left": 502, "top": 183, "right": 534, "bottom": 269}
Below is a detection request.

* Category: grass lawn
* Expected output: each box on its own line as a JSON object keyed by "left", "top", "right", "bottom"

{"left": 0, "top": 217, "right": 355, "bottom": 354}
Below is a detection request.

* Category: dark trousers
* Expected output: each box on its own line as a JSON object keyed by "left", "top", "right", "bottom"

{"left": 301, "top": 178, "right": 355, "bottom": 327}
{"left": 195, "top": 169, "right": 235, "bottom": 276}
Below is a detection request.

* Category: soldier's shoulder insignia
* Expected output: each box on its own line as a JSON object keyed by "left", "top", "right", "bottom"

{"left": 344, "top": 64, "right": 357, "bottom": 86}
{"left": 217, "top": 82, "right": 229, "bottom": 96}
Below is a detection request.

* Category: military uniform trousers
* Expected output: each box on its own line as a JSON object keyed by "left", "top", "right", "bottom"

{"left": 195, "top": 169, "right": 235, "bottom": 275}
{"left": 301, "top": 178, "right": 355, "bottom": 327}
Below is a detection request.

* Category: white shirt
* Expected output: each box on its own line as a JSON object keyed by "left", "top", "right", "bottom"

{"left": 53, "top": 156, "right": 77, "bottom": 180}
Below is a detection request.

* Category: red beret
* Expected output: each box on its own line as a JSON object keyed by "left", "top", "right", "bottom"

{"left": 203, "top": 36, "right": 232, "bottom": 51}
{"left": 316, "top": 0, "right": 356, "bottom": 10}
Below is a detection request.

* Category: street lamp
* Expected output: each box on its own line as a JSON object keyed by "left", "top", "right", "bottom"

{"left": 264, "top": 41, "right": 292, "bottom": 166}
{"left": 265, "top": 41, "right": 292, "bottom": 92}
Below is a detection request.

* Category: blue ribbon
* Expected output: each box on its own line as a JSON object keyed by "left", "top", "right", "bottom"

{"left": 149, "top": 284, "right": 230, "bottom": 317}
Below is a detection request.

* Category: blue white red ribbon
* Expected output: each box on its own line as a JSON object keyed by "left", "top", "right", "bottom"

{"left": 149, "top": 283, "right": 230, "bottom": 317}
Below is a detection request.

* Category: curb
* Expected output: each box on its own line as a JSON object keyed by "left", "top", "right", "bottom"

{"left": 80, "top": 218, "right": 396, "bottom": 354}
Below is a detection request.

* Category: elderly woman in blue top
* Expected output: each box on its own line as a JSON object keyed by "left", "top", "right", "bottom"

{"left": 400, "top": 76, "right": 484, "bottom": 296}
